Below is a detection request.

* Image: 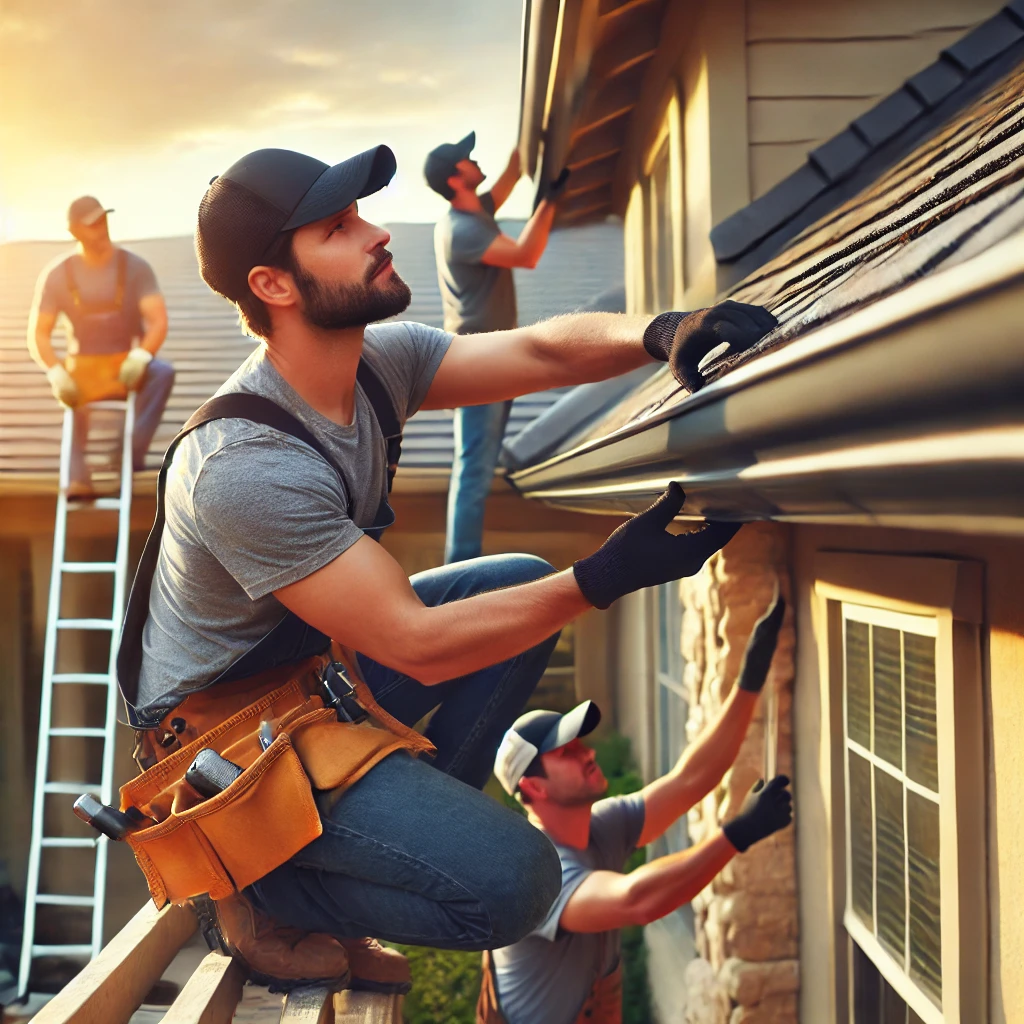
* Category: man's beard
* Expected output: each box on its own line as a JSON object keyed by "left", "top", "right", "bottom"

{"left": 293, "top": 247, "right": 411, "bottom": 330}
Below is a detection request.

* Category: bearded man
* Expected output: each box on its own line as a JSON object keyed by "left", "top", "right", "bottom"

{"left": 120, "top": 145, "right": 778, "bottom": 994}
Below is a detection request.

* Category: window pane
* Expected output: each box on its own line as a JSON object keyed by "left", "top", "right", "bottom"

{"left": 849, "top": 750, "right": 874, "bottom": 930}
{"left": 904, "top": 633, "right": 938, "bottom": 792}
{"left": 846, "top": 620, "right": 871, "bottom": 748}
{"left": 875, "top": 767, "right": 906, "bottom": 964}
{"left": 907, "top": 792, "right": 942, "bottom": 1004}
{"left": 872, "top": 626, "right": 903, "bottom": 770}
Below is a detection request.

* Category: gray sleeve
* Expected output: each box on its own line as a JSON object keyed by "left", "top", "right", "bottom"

{"left": 130, "top": 256, "right": 161, "bottom": 301}
{"left": 363, "top": 322, "right": 452, "bottom": 419}
{"left": 531, "top": 857, "right": 593, "bottom": 943}
{"left": 590, "top": 793, "right": 647, "bottom": 865}
{"left": 190, "top": 433, "right": 363, "bottom": 600}
{"left": 35, "top": 264, "right": 65, "bottom": 317}
{"left": 449, "top": 211, "right": 501, "bottom": 265}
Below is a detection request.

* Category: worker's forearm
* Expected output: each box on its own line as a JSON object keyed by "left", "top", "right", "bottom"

{"left": 140, "top": 320, "right": 167, "bottom": 356}
{"left": 514, "top": 201, "right": 556, "bottom": 267}
{"left": 28, "top": 327, "right": 59, "bottom": 370}
{"left": 527, "top": 311, "right": 655, "bottom": 386}
{"left": 397, "top": 568, "right": 590, "bottom": 684}
{"left": 625, "top": 832, "right": 736, "bottom": 925}
{"left": 672, "top": 688, "right": 759, "bottom": 805}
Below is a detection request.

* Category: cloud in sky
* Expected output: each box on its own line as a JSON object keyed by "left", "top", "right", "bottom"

{"left": 0, "top": 0, "right": 532, "bottom": 240}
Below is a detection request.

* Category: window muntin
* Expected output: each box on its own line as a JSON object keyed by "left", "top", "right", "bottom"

{"left": 842, "top": 603, "right": 942, "bottom": 1023}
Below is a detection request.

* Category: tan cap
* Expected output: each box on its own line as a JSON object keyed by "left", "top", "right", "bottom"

{"left": 67, "top": 196, "right": 113, "bottom": 227}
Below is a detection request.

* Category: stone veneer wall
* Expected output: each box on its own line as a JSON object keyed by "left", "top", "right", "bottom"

{"left": 680, "top": 523, "right": 800, "bottom": 1024}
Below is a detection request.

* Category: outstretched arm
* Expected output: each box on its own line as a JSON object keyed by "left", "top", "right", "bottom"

{"left": 484, "top": 149, "right": 521, "bottom": 212}
{"left": 422, "top": 311, "right": 653, "bottom": 410}
{"left": 636, "top": 591, "right": 786, "bottom": 847}
{"left": 478, "top": 198, "right": 555, "bottom": 271}
{"left": 560, "top": 774, "right": 793, "bottom": 933}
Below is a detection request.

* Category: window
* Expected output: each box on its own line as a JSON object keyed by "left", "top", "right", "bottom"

{"left": 842, "top": 604, "right": 941, "bottom": 1022}
{"left": 814, "top": 552, "right": 986, "bottom": 1024}
{"left": 641, "top": 89, "right": 682, "bottom": 313}
{"left": 648, "top": 137, "right": 674, "bottom": 312}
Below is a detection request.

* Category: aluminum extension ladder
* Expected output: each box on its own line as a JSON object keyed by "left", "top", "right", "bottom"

{"left": 18, "top": 395, "right": 136, "bottom": 998}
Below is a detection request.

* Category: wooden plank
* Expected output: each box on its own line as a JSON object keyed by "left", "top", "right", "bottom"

{"left": 746, "top": 0, "right": 996, "bottom": 40}
{"left": 333, "top": 992, "right": 403, "bottom": 1024}
{"left": 748, "top": 97, "right": 876, "bottom": 145}
{"left": 747, "top": 33, "right": 969, "bottom": 98}
{"left": 30, "top": 902, "right": 196, "bottom": 1024}
{"left": 749, "top": 141, "right": 817, "bottom": 199}
{"left": 159, "top": 953, "right": 246, "bottom": 1024}
{"left": 279, "top": 986, "right": 335, "bottom": 1024}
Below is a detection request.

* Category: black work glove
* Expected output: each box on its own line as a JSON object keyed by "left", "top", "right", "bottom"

{"left": 644, "top": 301, "right": 778, "bottom": 392}
{"left": 737, "top": 588, "right": 786, "bottom": 694}
{"left": 548, "top": 167, "right": 571, "bottom": 198}
{"left": 722, "top": 775, "right": 793, "bottom": 853}
{"left": 573, "top": 483, "right": 740, "bottom": 610}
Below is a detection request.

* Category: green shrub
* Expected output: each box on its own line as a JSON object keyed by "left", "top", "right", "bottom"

{"left": 396, "top": 731, "right": 651, "bottom": 1023}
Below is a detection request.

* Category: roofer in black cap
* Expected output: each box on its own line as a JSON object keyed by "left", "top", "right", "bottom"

{"left": 116, "top": 141, "right": 778, "bottom": 992}
{"left": 425, "top": 132, "right": 566, "bottom": 564}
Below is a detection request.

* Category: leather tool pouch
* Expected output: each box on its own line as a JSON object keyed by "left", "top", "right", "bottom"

{"left": 65, "top": 352, "right": 129, "bottom": 406}
{"left": 120, "top": 655, "right": 434, "bottom": 908}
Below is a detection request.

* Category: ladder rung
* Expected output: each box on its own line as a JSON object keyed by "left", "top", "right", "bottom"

{"left": 86, "top": 400, "right": 129, "bottom": 410}
{"left": 56, "top": 618, "right": 116, "bottom": 630}
{"left": 35, "top": 894, "right": 96, "bottom": 908}
{"left": 31, "top": 944, "right": 93, "bottom": 957}
{"left": 67, "top": 498, "right": 122, "bottom": 511}
{"left": 49, "top": 727, "right": 106, "bottom": 738}
{"left": 43, "top": 781, "right": 99, "bottom": 795}
{"left": 41, "top": 837, "right": 97, "bottom": 849}
{"left": 61, "top": 562, "right": 117, "bottom": 573}
{"left": 52, "top": 673, "right": 111, "bottom": 685}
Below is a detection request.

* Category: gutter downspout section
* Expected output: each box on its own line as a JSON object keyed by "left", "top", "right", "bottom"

{"left": 519, "top": 0, "right": 561, "bottom": 177}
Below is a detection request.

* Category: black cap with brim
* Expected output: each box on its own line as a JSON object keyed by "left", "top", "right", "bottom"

{"left": 423, "top": 131, "right": 476, "bottom": 198}
{"left": 196, "top": 144, "right": 396, "bottom": 304}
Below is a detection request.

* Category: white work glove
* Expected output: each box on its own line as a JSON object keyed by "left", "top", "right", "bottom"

{"left": 46, "top": 363, "right": 80, "bottom": 407}
{"left": 118, "top": 347, "right": 153, "bottom": 390}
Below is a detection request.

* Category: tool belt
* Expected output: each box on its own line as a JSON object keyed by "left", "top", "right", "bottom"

{"left": 120, "top": 643, "right": 434, "bottom": 909}
{"left": 65, "top": 351, "right": 129, "bottom": 406}
{"left": 476, "top": 951, "right": 622, "bottom": 1024}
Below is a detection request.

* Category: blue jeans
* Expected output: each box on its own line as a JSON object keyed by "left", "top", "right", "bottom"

{"left": 445, "top": 401, "right": 514, "bottom": 564}
{"left": 247, "top": 554, "right": 563, "bottom": 949}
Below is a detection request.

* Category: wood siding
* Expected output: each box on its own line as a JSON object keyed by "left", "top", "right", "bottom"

{"left": 745, "top": 0, "right": 1003, "bottom": 199}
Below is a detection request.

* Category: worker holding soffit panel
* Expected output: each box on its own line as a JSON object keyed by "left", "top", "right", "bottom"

{"left": 113, "top": 141, "right": 778, "bottom": 994}
{"left": 480, "top": 592, "right": 791, "bottom": 1024}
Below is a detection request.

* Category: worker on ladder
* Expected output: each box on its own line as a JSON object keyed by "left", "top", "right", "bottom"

{"left": 27, "top": 196, "right": 174, "bottom": 497}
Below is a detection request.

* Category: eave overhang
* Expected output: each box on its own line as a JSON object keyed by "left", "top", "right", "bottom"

{"left": 508, "top": 235, "right": 1024, "bottom": 537}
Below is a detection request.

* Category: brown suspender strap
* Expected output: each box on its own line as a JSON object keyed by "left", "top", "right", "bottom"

{"left": 64, "top": 249, "right": 128, "bottom": 310}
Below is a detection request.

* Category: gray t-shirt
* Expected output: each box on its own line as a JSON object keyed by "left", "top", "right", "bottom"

{"left": 434, "top": 192, "right": 516, "bottom": 334}
{"left": 135, "top": 320, "right": 452, "bottom": 721}
{"left": 492, "top": 793, "right": 646, "bottom": 1024}
{"left": 34, "top": 249, "right": 160, "bottom": 354}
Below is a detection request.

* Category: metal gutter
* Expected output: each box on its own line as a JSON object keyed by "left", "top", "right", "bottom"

{"left": 508, "top": 235, "right": 1024, "bottom": 534}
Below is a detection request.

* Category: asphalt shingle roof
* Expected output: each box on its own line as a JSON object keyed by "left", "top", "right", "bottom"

{"left": 0, "top": 219, "right": 622, "bottom": 492}
{"left": 710, "top": 1, "right": 1024, "bottom": 275}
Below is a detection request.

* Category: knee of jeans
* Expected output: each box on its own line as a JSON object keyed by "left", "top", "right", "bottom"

{"left": 486, "top": 827, "right": 562, "bottom": 947}
{"left": 500, "top": 554, "right": 557, "bottom": 587}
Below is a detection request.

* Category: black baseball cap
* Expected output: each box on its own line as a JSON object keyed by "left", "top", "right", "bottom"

{"left": 196, "top": 145, "right": 397, "bottom": 304}
{"left": 68, "top": 196, "right": 113, "bottom": 227}
{"left": 493, "top": 700, "right": 602, "bottom": 795}
{"left": 423, "top": 131, "right": 476, "bottom": 200}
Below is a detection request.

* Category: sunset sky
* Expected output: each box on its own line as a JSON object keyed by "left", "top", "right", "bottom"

{"left": 0, "top": 0, "right": 533, "bottom": 241}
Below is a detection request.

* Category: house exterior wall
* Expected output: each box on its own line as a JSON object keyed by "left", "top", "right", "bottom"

{"left": 792, "top": 524, "right": 1024, "bottom": 1024}
{"left": 620, "top": 0, "right": 1002, "bottom": 313}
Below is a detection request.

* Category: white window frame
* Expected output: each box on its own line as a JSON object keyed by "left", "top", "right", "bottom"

{"left": 813, "top": 552, "right": 986, "bottom": 1024}
{"left": 840, "top": 603, "right": 941, "bottom": 1023}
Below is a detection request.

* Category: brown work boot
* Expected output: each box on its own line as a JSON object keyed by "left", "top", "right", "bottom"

{"left": 193, "top": 893, "right": 351, "bottom": 993}
{"left": 336, "top": 936, "right": 412, "bottom": 994}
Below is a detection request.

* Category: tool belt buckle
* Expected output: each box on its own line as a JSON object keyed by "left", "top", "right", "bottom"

{"left": 318, "top": 662, "right": 369, "bottom": 725}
